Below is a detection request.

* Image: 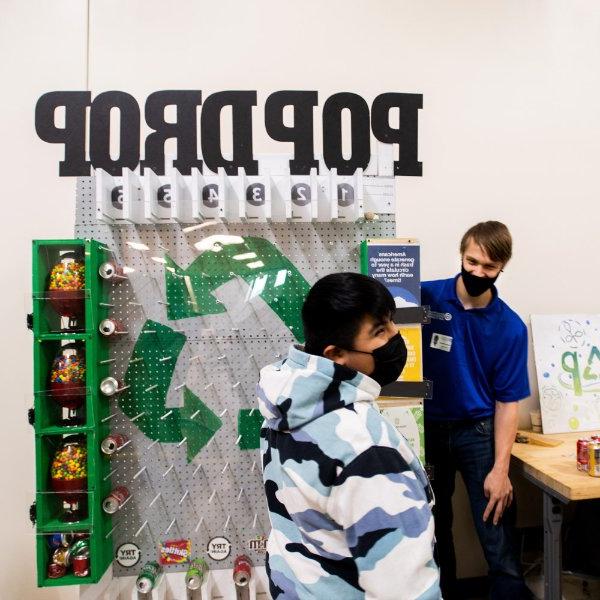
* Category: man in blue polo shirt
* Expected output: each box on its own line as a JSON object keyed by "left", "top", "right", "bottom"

{"left": 422, "top": 221, "right": 532, "bottom": 600}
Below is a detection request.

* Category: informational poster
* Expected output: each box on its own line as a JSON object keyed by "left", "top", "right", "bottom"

{"left": 361, "top": 238, "right": 424, "bottom": 396}
{"left": 398, "top": 324, "right": 423, "bottom": 382}
{"left": 531, "top": 315, "right": 600, "bottom": 433}
{"left": 379, "top": 400, "right": 425, "bottom": 463}
{"left": 361, "top": 239, "right": 420, "bottom": 307}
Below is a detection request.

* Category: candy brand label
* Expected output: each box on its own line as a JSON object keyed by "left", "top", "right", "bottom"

{"left": 247, "top": 535, "right": 267, "bottom": 554}
{"left": 207, "top": 536, "right": 231, "bottom": 561}
{"left": 115, "top": 542, "right": 141, "bottom": 567}
{"left": 159, "top": 539, "right": 192, "bottom": 565}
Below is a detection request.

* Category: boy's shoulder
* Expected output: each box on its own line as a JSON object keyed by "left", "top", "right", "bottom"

{"left": 300, "top": 401, "right": 407, "bottom": 468}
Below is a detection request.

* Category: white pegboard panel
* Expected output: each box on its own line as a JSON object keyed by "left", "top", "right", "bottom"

{"left": 74, "top": 175, "right": 396, "bottom": 585}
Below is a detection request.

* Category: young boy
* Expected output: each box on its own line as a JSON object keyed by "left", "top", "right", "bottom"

{"left": 257, "top": 273, "right": 441, "bottom": 599}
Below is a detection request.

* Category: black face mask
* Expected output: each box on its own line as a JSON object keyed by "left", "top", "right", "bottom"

{"left": 350, "top": 333, "right": 408, "bottom": 387}
{"left": 460, "top": 265, "right": 499, "bottom": 297}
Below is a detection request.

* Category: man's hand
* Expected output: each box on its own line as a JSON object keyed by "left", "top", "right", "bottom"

{"left": 483, "top": 468, "right": 513, "bottom": 525}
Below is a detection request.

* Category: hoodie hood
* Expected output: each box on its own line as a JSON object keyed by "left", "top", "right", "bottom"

{"left": 257, "top": 345, "right": 381, "bottom": 431}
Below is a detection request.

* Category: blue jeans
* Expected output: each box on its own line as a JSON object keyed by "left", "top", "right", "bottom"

{"left": 425, "top": 417, "right": 531, "bottom": 600}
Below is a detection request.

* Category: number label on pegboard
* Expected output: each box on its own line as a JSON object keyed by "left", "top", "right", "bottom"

{"left": 337, "top": 183, "right": 354, "bottom": 207}
{"left": 203, "top": 184, "right": 220, "bottom": 208}
{"left": 111, "top": 185, "right": 124, "bottom": 210}
{"left": 246, "top": 183, "right": 265, "bottom": 207}
{"left": 157, "top": 184, "right": 172, "bottom": 208}
{"left": 291, "top": 183, "right": 311, "bottom": 206}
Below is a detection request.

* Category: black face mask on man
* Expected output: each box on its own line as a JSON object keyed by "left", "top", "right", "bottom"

{"left": 460, "top": 265, "right": 499, "bottom": 297}
{"left": 349, "top": 332, "right": 408, "bottom": 387}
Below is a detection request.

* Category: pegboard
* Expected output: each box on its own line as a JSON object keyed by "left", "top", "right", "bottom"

{"left": 74, "top": 175, "right": 396, "bottom": 578}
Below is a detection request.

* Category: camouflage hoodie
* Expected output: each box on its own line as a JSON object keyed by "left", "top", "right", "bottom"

{"left": 257, "top": 345, "right": 441, "bottom": 600}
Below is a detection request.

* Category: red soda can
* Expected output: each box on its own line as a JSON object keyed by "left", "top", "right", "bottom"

{"left": 577, "top": 439, "right": 590, "bottom": 472}
{"left": 72, "top": 553, "right": 90, "bottom": 577}
{"left": 233, "top": 554, "right": 253, "bottom": 587}
{"left": 47, "top": 562, "right": 66, "bottom": 579}
{"left": 101, "top": 433, "right": 128, "bottom": 455}
{"left": 591, "top": 434, "right": 600, "bottom": 442}
{"left": 102, "top": 486, "right": 131, "bottom": 514}
{"left": 99, "top": 318, "right": 126, "bottom": 337}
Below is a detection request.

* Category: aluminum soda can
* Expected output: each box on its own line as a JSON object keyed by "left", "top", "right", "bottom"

{"left": 98, "top": 262, "right": 125, "bottom": 281}
{"left": 588, "top": 442, "right": 600, "bottom": 477}
{"left": 47, "top": 562, "right": 66, "bottom": 579}
{"left": 100, "top": 376, "right": 120, "bottom": 396}
{"left": 102, "top": 486, "right": 131, "bottom": 514}
{"left": 136, "top": 561, "right": 161, "bottom": 594}
{"left": 47, "top": 533, "right": 71, "bottom": 549}
{"left": 70, "top": 539, "right": 90, "bottom": 557}
{"left": 233, "top": 554, "right": 253, "bottom": 587}
{"left": 185, "top": 557, "right": 208, "bottom": 590}
{"left": 591, "top": 434, "right": 600, "bottom": 442}
{"left": 52, "top": 546, "right": 71, "bottom": 567}
{"left": 577, "top": 439, "right": 590, "bottom": 472}
{"left": 99, "top": 318, "right": 125, "bottom": 337}
{"left": 72, "top": 553, "right": 90, "bottom": 577}
{"left": 101, "top": 433, "right": 128, "bottom": 455}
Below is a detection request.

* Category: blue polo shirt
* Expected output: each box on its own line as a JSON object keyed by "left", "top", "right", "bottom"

{"left": 421, "top": 276, "right": 530, "bottom": 421}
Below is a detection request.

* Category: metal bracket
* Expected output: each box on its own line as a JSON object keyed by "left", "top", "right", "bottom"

{"left": 427, "top": 307, "right": 453, "bottom": 322}
{"left": 393, "top": 306, "right": 431, "bottom": 325}
{"left": 27, "top": 408, "right": 35, "bottom": 426}
{"left": 26, "top": 313, "right": 33, "bottom": 330}
{"left": 29, "top": 501, "right": 36, "bottom": 526}
{"left": 380, "top": 379, "right": 433, "bottom": 399}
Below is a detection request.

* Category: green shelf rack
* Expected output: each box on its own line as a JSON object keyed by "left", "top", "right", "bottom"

{"left": 31, "top": 239, "right": 116, "bottom": 586}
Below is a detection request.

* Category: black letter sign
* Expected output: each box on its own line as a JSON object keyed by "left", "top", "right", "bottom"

{"left": 371, "top": 93, "right": 423, "bottom": 176}
{"left": 142, "top": 90, "right": 203, "bottom": 175}
{"left": 265, "top": 91, "right": 319, "bottom": 175}
{"left": 322, "top": 93, "right": 370, "bottom": 175}
{"left": 35, "top": 91, "right": 91, "bottom": 176}
{"left": 90, "top": 91, "right": 140, "bottom": 176}
{"left": 201, "top": 91, "right": 259, "bottom": 176}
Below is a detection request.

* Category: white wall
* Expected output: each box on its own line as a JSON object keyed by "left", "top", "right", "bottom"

{"left": 3, "top": 0, "right": 600, "bottom": 595}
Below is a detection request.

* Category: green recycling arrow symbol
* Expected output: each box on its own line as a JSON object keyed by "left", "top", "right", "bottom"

{"left": 164, "top": 235, "right": 310, "bottom": 342}
{"left": 119, "top": 319, "right": 222, "bottom": 462}
{"left": 121, "top": 236, "right": 310, "bottom": 460}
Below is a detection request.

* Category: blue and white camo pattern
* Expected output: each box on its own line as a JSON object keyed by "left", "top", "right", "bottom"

{"left": 258, "top": 345, "right": 441, "bottom": 599}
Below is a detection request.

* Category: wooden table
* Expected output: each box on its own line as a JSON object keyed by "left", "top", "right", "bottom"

{"left": 511, "top": 430, "right": 600, "bottom": 600}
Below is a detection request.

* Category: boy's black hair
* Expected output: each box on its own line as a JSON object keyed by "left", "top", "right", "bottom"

{"left": 302, "top": 272, "right": 396, "bottom": 356}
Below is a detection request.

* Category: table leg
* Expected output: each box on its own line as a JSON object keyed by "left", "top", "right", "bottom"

{"left": 543, "top": 492, "right": 563, "bottom": 600}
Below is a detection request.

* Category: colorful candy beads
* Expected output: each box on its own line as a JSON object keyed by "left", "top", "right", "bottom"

{"left": 50, "top": 354, "right": 85, "bottom": 384}
{"left": 48, "top": 261, "right": 85, "bottom": 291}
{"left": 51, "top": 441, "right": 87, "bottom": 481}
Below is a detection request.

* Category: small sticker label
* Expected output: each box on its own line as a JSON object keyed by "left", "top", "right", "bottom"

{"left": 159, "top": 539, "right": 192, "bottom": 565}
{"left": 207, "top": 536, "right": 231, "bottom": 561}
{"left": 115, "top": 542, "right": 141, "bottom": 568}
{"left": 247, "top": 535, "right": 268, "bottom": 554}
{"left": 430, "top": 333, "right": 453, "bottom": 352}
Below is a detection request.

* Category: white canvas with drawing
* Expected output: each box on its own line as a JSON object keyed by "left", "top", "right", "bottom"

{"left": 531, "top": 315, "right": 600, "bottom": 434}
